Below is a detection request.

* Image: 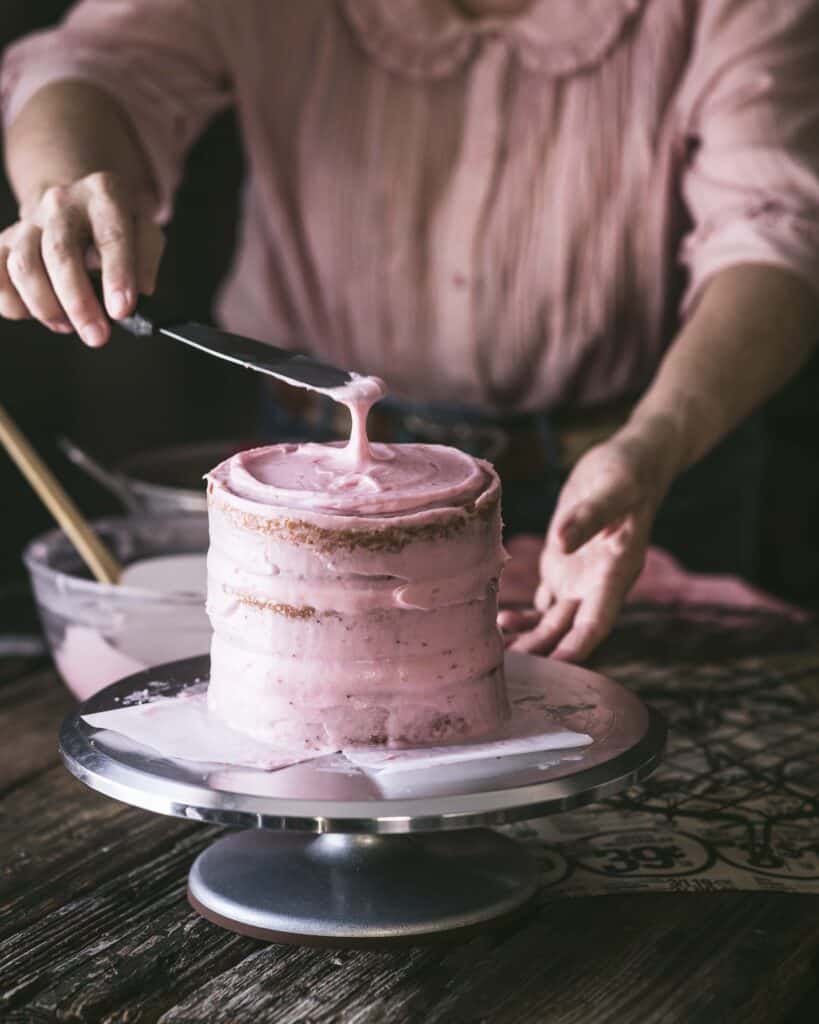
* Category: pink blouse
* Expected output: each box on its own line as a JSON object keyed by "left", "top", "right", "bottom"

{"left": 3, "top": 0, "right": 819, "bottom": 412}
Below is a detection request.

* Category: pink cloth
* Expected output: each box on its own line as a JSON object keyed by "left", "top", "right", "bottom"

{"left": 500, "top": 534, "right": 809, "bottom": 620}
{"left": 3, "top": 0, "right": 819, "bottom": 411}
{"left": 628, "top": 547, "right": 808, "bottom": 619}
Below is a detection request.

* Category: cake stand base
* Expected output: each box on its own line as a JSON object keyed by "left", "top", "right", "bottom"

{"left": 187, "top": 828, "right": 538, "bottom": 946}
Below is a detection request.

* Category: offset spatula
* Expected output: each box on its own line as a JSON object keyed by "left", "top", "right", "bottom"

{"left": 110, "top": 292, "right": 353, "bottom": 391}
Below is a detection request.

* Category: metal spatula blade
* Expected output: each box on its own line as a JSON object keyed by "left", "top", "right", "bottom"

{"left": 157, "top": 322, "right": 352, "bottom": 391}
{"left": 113, "top": 295, "right": 353, "bottom": 391}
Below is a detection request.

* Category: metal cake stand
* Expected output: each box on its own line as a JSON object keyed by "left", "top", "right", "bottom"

{"left": 60, "top": 654, "right": 666, "bottom": 946}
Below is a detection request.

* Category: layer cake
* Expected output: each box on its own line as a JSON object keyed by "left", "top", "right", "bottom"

{"left": 205, "top": 385, "right": 509, "bottom": 750}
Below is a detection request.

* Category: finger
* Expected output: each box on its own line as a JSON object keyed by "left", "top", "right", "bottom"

{"left": 136, "top": 218, "right": 165, "bottom": 296}
{"left": 499, "top": 580, "right": 552, "bottom": 629}
{"left": 497, "top": 608, "right": 540, "bottom": 632}
{"left": 558, "top": 485, "right": 638, "bottom": 554}
{"left": 86, "top": 179, "right": 137, "bottom": 318}
{"left": 533, "top": 581, "right": 552, "bottom": 612}
{"left": 0, "top": 246, "right": 30, "bottom": 320}
{"left": 550, "top": 584, "right": 622, "bottom": 663}
{"left": 509, "top": 598, "right": 579, "bottom": 655}
{"left": 6, "top": 225, "right": 73, "bottom": 332}
{"left": 41, "top": 207, "right": 109, "bottom": 347}
{"left": 500, "top": 609, "right": 542, "bottom": 647}
{"left": 550, "top": 622, "right": 609, "bottom": 663}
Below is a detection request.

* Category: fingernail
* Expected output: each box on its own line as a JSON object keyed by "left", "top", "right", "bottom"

{"left": 110, "top": 289, "right": 132, "bottom": 318}
{"left": 82, "top": 321, "right": 108, "bottom": 347}
{"left": 46, "top": 320, "right": 73, "bottom": 334}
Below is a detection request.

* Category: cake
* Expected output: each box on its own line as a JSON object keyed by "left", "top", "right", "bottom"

{"left": 204, "top": 378, "right": 509, "bottom": 751}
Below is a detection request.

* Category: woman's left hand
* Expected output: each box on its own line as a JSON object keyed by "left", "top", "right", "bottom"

{"left": 498, "top": 420, "right": 681, "bottom": 661}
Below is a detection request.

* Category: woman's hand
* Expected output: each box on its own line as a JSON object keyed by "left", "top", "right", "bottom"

{"left": 499, "top": 266, "right": 819, "bottom": 662}
{"left": 498, "top": 418, "right": 682, "bottom": 661}
{"left": 0, "top": 170, "right": 163, "bottom": 346}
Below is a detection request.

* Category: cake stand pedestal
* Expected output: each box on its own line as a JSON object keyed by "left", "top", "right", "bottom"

{"left": 187, "top": 829, "right": 536, "bottom": 945}
{"left": 60, "top": 654, "right": 665, "bottom": 946}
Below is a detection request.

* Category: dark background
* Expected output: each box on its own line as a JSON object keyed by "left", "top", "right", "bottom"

{"left": 1, "top": 1, "right": 818, "bottom": 603}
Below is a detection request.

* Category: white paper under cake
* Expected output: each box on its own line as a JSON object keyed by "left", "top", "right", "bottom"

{"left": 82, "top": 654, "right": 593, "bottom": 786}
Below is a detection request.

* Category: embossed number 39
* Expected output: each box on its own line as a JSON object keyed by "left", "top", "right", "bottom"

{"left": 592, "top": 845, "right": 685, "bottom": 874}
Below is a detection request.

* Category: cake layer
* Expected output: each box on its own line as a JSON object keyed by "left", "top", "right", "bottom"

{"left": 206, "top": 488, "right": 504, "bottom": 613}
{"left": 206, "top": 503, "right": 502, "bottom": 589}
{"left": 207, "top": 649, "right": 507, "bottom": 749}
{"left": 207, "top": 599, "right": 503, "bottom": 688}
{"left": 207, "top": 554, "right": 498, "bottom": 612}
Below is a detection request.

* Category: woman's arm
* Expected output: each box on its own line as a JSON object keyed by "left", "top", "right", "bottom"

{"left": 6, "top": 81, "right": 155, "bottom": 219}
{"left": 503, "top": 263, "right": 819, "bottom": 660}
{"left": 559, "top": 264, "right": 819, "bottom": 552}
{"left": 1, "top": 82, "right": 163, "bottom": 343}
{"left": 504, "top": 0, "right": 819, "bottom": 660}
{"left": 0, "top": 0, "right": 231, "bottom": 343}
{"left": 639, "top": 264, "right": 819, "bottom": 466}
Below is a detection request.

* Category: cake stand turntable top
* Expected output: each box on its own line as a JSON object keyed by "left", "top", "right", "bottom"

{"left": 60, "top": 653, "right": 666, "bottom": 834}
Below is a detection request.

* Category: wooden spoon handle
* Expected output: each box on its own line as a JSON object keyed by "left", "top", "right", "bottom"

{"left": 0, "top": 403, "right": 122, "bottom": 584}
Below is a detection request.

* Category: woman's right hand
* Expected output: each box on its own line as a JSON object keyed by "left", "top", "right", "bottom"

{"left": 0, "top": 170, "right": 164, "bottom": 346}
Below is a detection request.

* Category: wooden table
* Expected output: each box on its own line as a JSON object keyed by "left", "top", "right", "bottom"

{"left": 2, "top": 609, "right": 819, "bottom": 1024}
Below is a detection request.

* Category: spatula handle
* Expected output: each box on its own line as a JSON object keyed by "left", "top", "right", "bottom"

{"left": 90, "top": 274, "right": 181, "bottom": 336}
{"left": 117, "top": 306, "right": 157, "bottom": 337}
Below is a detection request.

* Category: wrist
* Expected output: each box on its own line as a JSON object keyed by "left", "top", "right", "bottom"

{"left": 627, "top": 383, "right": 723, "bottom": 472}
{"left": 613, "top": 408, "right": 690, "bottom": 501}
{"left": 7, "top": 83, "right": 155, "bottom": 220}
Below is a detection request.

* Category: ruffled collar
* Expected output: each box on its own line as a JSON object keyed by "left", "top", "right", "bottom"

{"left": 340, "top": 0, "right": 647, "bottom": 80}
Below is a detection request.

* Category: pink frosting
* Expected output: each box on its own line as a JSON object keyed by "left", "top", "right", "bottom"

{"left": 207, "top": 441, "right": 486, "bottom": 517}
{"left": 290, "top": 371, "right": 387, "bottom": 467}
{"left": 207, "top": 371, "right": 489, "bottom": 517}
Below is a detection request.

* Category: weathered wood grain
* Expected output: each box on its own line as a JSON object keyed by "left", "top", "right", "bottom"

{"left": 0, "top": 666, "right": 73, "bottom": 795}
{"left": 155, "top": 893, "right": 819, "bottom": 1024}
{"left": 0, "top": 660, "right": 817, "bottom": 1024}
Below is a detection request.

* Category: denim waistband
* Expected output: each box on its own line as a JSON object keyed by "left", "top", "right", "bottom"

{"left": 376, "top": 396, "right": 546, "bottom": 427}
{"left": 259, "top": 389, "right": 562, "bottom": 462}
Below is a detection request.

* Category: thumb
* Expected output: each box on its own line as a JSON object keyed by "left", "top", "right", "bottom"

{"left": 556, "top": 480, "right": 640, "bottom": 554}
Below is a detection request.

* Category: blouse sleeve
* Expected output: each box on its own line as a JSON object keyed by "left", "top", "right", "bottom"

{"left": 677, "top": 0, "right": 819, "bottom": 314}
{"left": 0, "top": 0, "right": 232, "bottom": 222}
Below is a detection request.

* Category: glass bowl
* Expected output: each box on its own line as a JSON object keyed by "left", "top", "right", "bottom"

{"left": 24, "top": 515, "right": 210, "bottom": 701}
